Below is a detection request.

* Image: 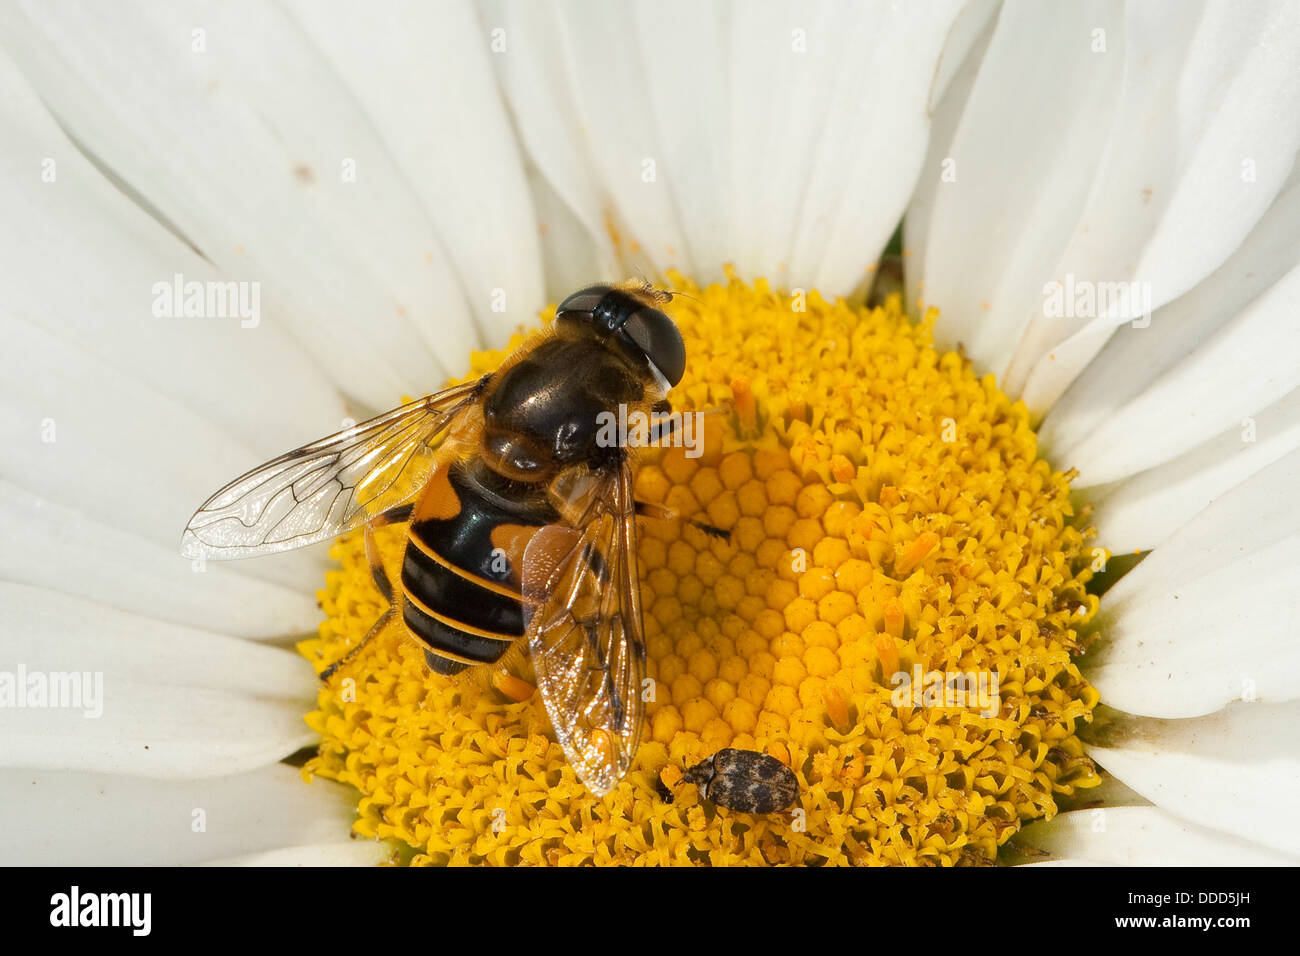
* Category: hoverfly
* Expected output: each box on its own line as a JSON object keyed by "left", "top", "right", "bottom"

{"left": 182, "top": 282, "right": 705, "bottom": 797}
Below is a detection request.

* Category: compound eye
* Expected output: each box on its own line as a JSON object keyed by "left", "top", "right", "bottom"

{"left": 557, "top": 284, "right": 612, "bottom": 317}
{"left": 623, "top": 308, "right": 686, "bottom": 387}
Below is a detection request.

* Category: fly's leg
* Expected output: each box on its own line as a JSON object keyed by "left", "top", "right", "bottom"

{"left": 646, "top": 401, "right": 680, "bottom": 447}
{"left": 634, "top": 500, "right": 730, "bottom": 541}
{"left": 364, "top": 520, "right": 395, "bottom": 605}
{"left": 320, "top": 605, "right": 396, "bottom": 683}
{"left": 646, "top": 399, "right": 732, "bottom": 451}
{"left": 319, "top": 504, "right": 411, "bottom": 683}
{"left": 455, "top": 641, "right": 537, "bottom": 704}
{"left": 361, "top": 502, "right": 413, "bottom": 602}
{"left": 630, "top": 412, "right": 730, "bottom": 540}
{"left": 370, "top": 502, "right": 414, "bottom": 529}
{"left": 484, "top": 644, "right": 536, "bottom": 703}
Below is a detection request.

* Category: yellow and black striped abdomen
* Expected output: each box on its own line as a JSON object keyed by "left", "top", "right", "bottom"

{"left": 403, "top": 458, "right": 558, "bottom": 675}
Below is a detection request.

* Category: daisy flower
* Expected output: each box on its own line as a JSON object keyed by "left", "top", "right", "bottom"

{"left": 2, "top": 0, "right": 1298, "bottom": 866}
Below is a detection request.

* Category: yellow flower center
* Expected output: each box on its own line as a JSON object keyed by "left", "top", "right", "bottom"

{"left": 299, "top": 270, "right": 1102, "bottom": 866}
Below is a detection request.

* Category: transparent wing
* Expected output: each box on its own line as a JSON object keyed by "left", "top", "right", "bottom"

{"left": 180, "top": 378, "right": 485, "bottom": 560}
{"left": 522, "top": 460, "right": 645, "bottom": 797}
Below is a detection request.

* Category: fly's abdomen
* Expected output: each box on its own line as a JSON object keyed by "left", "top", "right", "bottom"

{"left": 403, "top": 459, "right": 557, "bottom": 675}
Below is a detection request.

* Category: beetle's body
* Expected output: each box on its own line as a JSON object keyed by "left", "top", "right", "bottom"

{"left": 679, "top": 748, "right": 800, "bottom": 813}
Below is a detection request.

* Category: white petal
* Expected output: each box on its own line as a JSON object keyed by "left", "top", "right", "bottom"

{"left": 503, "top": 0, "right": 702, "bottom": 280}
{"left": 1017, "top": 805, "right": 1299, "bottom": 865}
{"left": 0, "top": 315, "right": 327, "bottom": 592}
{"left": 502, "top": 0, "right": 961, "bottom": 293}
{"left": 282, "top": 0, "right": 545, "bottom": 341}
{"left": 0, "top": 764, "right": 359, "bottom": 866}
{"left": 1088, "top": 701, "right": 1300, "bottom": 857}
{"left": 1069, "top": 771, "right": 1150, "bottom": 810}
{"left": 1085, "top": 449, "right": 1300, "bottom": 718}
{"left": 1041, "top": 166, "right": 1300, "bottom": 485}
{"left": 1088, "top": 385, "right": 1300, "bottom": 552}
{"left": 0, "top": 0, "right": 483, "bottom": 407}
{"left": 200, "top": 842, "right": 390, "bottom": 866}
{"left": 904, "top": 0, "right": 1002, "bottom": 298}
{"left": 493, "top": 1, "right": 619, "bottom": 277}
{"left": 0, "top": 583, "right": 317, "bottom": 776}
{"left": 908, "top": 0, "right": 1128, "bottom": 373}
{"left": 1011, "top": 0, "right": 1300, "bottom": 412}
{"left": 913, "top": 0, "right": 1300, "bottom": 417}
{"left": 528, "top": 163, "right": 617, "bottom": 302}
{"left": 779, "top": 0, "right": 966, "bottom": 293}
{"left": 0, "top": 480, "right": 320, "bottom": 640}
{"left": 0, "top": 42, "right": 346, "bottom": 456}
{"left": 928, "top": 0, "right": 1002, "bottom": 112}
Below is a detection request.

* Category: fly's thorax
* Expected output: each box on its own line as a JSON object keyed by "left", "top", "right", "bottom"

{"left": 480, "top": 330, "right": 658, "bottom": 481}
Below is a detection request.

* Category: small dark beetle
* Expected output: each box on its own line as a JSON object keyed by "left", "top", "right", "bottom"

{"left": 659, "top": 748, "right": 800, "bottom": 813}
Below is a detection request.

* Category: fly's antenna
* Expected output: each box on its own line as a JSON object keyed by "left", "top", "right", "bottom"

{"left": 627, "top": 268, "right": 698, "bottom": 307}
{"left": 623, "top": 268, "right": 675, "bottom": 306}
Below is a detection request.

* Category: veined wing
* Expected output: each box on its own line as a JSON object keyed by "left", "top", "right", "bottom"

{"left": 180, "top": 377, "right": 485, "bottom": 560}
{"left": 522, "top": 459, "right": 645, "bottom": 796}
